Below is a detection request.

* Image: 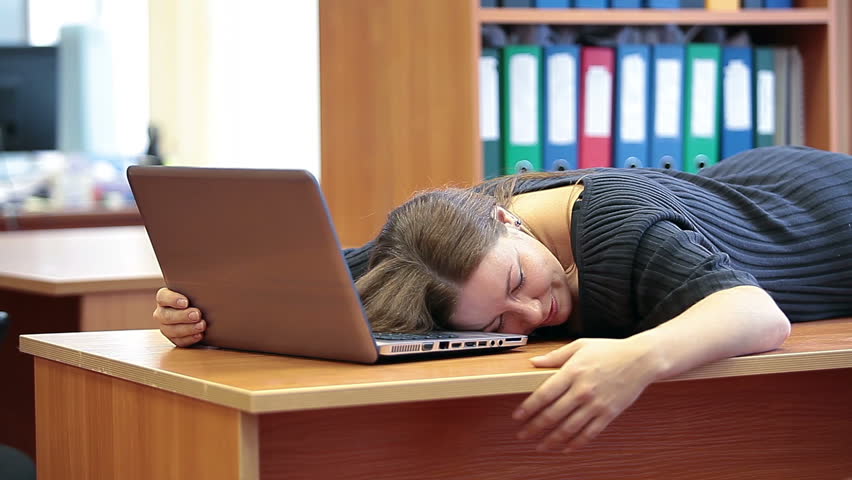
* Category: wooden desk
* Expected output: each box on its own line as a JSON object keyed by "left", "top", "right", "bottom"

{"left": 0, "top": 226, "right": 163, "bottom": 459}
{"left": 0, "top": 207, "right": 143, "bottom": 231}
{"left": 20, "top": 320, "right": 852, "bottom": 480}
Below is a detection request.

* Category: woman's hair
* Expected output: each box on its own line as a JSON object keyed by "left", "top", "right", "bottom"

{"left": 355, "top": 178, "right": 518, "bottom": 333}
{"left": 355, "top": 170, "right": 580, "bottom": 333}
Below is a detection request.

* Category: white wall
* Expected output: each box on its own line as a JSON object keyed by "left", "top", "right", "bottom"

{"left": 207, "top": 1, "right": 320, "bottom": 179}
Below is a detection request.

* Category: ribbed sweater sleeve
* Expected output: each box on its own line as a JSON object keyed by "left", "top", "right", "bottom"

{"left": 632, "top": 220, "right": 759, "bottom": 332}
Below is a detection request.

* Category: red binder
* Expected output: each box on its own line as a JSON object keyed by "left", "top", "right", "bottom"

{"left": 579, "top": 46, "right": 615, "bottom": 169}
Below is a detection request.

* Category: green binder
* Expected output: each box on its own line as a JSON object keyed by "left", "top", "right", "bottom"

{"left": 501, "top": 45, "right": 543, "bottom": 174}
{"left": 753, "top": 47, "right": 776, "bottom": 147}
{"left": 773, "top": 47, "right": 790, "bottom": 146}
{"left": 481, "top": 48, "right": 502, "bottom": 179}
{"left": 683, "top": 43, "right": 721, "bottom": 173}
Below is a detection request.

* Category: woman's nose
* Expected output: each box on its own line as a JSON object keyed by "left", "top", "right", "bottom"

{"left": 508, "top": 297, "right": 544, "bottom": 328}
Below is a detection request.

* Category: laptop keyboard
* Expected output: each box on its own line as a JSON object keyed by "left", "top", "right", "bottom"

{"left": 372, "top": 332, "right": 459, "bottom": 341}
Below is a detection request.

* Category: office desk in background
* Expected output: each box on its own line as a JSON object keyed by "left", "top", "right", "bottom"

{"left": 0, "top": 206, "right": 142, "bottom": 231}
{"left": 0, "top": 226, "right": 162, "bottom": 459}
{"left": 20, "top": 319, "right": 852, "bottom": 480}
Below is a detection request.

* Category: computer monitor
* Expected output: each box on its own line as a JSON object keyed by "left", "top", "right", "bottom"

{"left": 0, "top": 47, "right": 58, "bottom": 152}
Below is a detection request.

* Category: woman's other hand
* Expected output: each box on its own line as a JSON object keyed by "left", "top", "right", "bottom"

{"left": 154, "top": 287, "right": 206, "bottom": 347}
{"left": 512, "top": 338, "right": 663, "bottom": 453}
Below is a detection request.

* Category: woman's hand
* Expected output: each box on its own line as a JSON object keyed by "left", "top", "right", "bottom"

{"left": 154, "top": 287, "right": 206, "bottom": 347}
{"left": 512, "top": 338, "right": 663, "bottom": 453}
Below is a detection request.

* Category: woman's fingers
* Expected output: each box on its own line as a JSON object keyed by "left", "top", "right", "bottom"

{"left": 156, "top": 287, "right": 189, "bottom": 308}
{"left": 513, "top": 367, "right": 575, "bottom": 423}
{"left": 157, "top": 306, "right": 201, "bottom": 326}
{"left": 161, "top": 319, "right": 206, "bottom": 339}
{"left": 169, "top": 333, "right": 204, "bottom": 348}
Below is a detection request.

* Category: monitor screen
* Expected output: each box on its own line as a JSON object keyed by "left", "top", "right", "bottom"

{"left": 0, "top": 46, "right": 58, "bottom": 152}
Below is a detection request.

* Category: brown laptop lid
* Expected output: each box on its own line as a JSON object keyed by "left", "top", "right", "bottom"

{"left": 128, "top": 166, "right": 379, "bottom": 363}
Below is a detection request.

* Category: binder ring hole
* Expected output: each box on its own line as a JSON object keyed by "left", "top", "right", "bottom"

{"left": 661, "top": 155, "right": 674, "bottom": 170}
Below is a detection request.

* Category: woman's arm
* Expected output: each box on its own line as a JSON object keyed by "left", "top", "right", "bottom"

{"left": 513, "top": 285, "right": 790, "bottom": 452}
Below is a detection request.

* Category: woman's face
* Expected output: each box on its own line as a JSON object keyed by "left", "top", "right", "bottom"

{"left": 449, "top": 228, "right": 574, "bottom": 335}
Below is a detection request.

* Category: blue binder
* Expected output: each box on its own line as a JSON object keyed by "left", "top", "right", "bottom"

{"left": 614, "top": 44, "right": 650, "bottom": 168}
{"left": 542, "top": 45, "right": 580, "bottom": 171}
{"left": 649, "top": 44, "right": 685, "bottom": 170}
{"left": 501, "top": 0, "right": 534, "bottom": 6}
{"left": 575, "top": 0, "right": 608, "bottom": 7}
{"left": 764, "top": 0, "right": 792, "bottom": 7}
{"left": 648, "top": 0, "right": 682, "bottom": 6}
{"left": 612, "top": 0, "right": 642, "bottom": 7}
{"left": 534, "top": 0, "right": 570, "bottom": 6}
{"left": 721, "top": 46, "right": 755, "bottom": 159}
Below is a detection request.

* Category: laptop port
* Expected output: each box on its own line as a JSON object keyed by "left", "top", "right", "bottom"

{"left": 439, "top": 341, "right": 449, "bottom": 350}
{"left": 505, "top": 337, "right": 522, "bottom": 342}
{"left": 478, "top": 341, "right": 487, "bottom": 346}
{"left": 422, "top": 343, "right": 434, "bottom": 351}
{"left": 464, "top": 342, "right": 476, "bottom": 347}
{"left": 451, "top": 342, "right": 462, "bottom": 348}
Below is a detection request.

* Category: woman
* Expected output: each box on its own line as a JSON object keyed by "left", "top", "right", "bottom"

{"left": 155, "top": 145, "right": 852, "bottom": 452}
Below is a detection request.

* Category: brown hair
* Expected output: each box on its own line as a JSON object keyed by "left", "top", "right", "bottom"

{"left": 355, "top": 169, "right": 585, "bottom": 332}
{"left": 355, "top": 179, "right": 519, "bottom": 333}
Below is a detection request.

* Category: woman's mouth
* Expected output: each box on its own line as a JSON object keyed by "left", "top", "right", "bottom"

{"left": 543, "top": 296, "right": 558, "bottom": 326}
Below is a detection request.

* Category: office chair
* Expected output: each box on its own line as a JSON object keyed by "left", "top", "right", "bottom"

{"left": 0, "top": 311, "right": 37, "bottom": 480}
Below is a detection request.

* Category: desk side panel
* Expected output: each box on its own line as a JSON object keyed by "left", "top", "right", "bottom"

{"left": 257, "top": 369, "right": 852, "bottom": 480}
{"left": 34, "top": 358, "right": 255, "bottom": 480}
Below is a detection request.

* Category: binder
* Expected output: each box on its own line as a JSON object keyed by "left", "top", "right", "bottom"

{"left": 543, "top": 45, "right": 580, "bottom": 171}
{"left": 721, "top": 46, "right": 754, "bottom": 158}
{"left": 707, "top": 0, "right": 739, "bottom": 10}
{"left": 501, "top": 0, "right": 534, "bottom": 6}
{"left": 764, "top": 0, "right": 792, "bottom": 7}
{"left": 614, "top": 44, "right": 650, "bottom": 168}
{"left": 681, "top": 0, "right": 705, "bottom": 6}
{"left": 481, "top": 0, "right": 499, "bottom": 6}
{"left": 579, "top": 46, "right": 615, "bottom": 169}
{"left": 650, "top": 44, "right": 685, "bottom": 170}
{"left": 648, "top": 0, "right": 682, "bottom": 7}
{"left": 575, "top": 0, "right": 608, "bottom": 7}
{"left": 612, "top": 0, "right": 642, "bottom": 7}
{"left": 788, "top": 47, "right": 805, "bottom": 145}
{"left": 683, "top": 43, "right": 721, "bottom": 173}
{"left": 753, "top": 47, "right": 776, "bottom": 147}
{"left": 480, "top": 48, "right": 502, "bottom": 179}
{"left": 534, "top": 0, "right": 570, "bottom": 6}
{"left": 743, "top": 0, "right": 762, "bottom": 7}
{"left": 501, "top": 45, "right": 543, "bottom": 173}
{"left": 773, "top": 47, "right": 790, "bottom": 145}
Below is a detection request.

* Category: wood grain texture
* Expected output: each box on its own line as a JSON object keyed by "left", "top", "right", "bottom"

{"left": 0, "top": 207, "right": 142, "bottom": 232}
{"left": 320, "top": 0, "right": 480, "bottom": 246}
{"left": 79, "top": 290, "right": 159, "bottom": 331}
{"left": 18, "top": 319, "right": 852, "bottom": 414}
{"left": 257, "top": 368, "right": 852, "bottom": 480}
{"left": 478, "top": 7, "right": 831, "bottom": 24}
{"left": 0, "top": 226, "right": 162, "bottom": 295}
{"left": 828, "top": 0, "right": 851, "bottom": 153}
{"left": 34, "top": 358, "right": 251, "bottom": 480}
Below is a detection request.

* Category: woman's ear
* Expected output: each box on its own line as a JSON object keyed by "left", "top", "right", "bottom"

{"left": 491, "top": 206, "right": 521, "bottom": 228}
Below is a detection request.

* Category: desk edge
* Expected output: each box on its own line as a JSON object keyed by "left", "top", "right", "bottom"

{"left": 20, "top": 334, "right": 852, "bottom": 414}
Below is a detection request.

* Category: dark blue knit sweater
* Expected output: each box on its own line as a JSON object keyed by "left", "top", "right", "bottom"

{"left": 346, "top": 146, "right": 852, "bottom": 337}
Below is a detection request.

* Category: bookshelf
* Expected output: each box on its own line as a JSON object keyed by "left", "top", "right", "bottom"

{"left": 319, "top": 0, "right": 851, "bottom": 246}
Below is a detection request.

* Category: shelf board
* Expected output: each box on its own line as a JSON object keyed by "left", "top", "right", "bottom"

{"left": 478, "top": 8, "right": 831, "bottom": 25}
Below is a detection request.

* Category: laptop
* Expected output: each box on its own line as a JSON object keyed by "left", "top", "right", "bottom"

{"left": 127, "top": 166, "right": 527, "bottom": 363}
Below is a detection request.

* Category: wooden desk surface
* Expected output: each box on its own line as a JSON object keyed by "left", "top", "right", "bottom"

{"left": 0, "top": 226, "right": 162, "bottom": 295}
{"left": 20, "top": 319, "right": 852, "bottom": 414}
